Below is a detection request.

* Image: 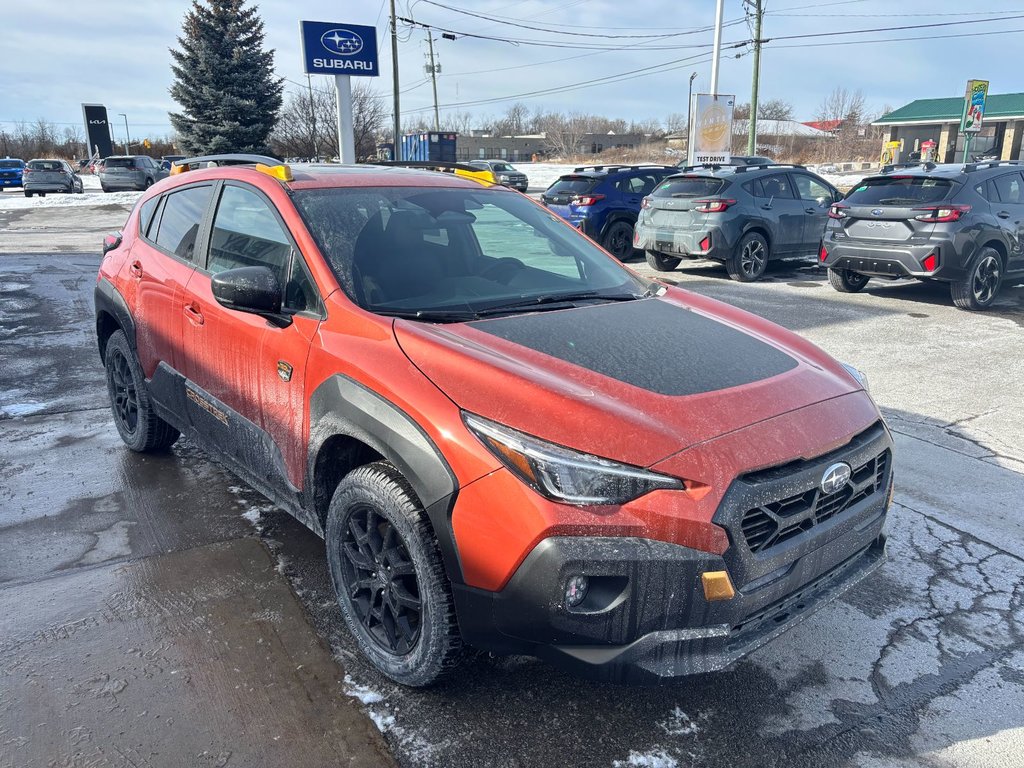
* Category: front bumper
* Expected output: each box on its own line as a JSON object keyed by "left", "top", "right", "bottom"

{"left": 823, "top": 237, "right": 962, "bottom": 281}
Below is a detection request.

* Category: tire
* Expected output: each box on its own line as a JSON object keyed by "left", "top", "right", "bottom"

{"left": 102, "top": 186, "right": 111, "bottom": 193}
{"left": 726, "top": 231, "right": 769, "bottom": 282}
{"left": 601, "top": 220, "right": 635, "bottom": 261}
{"left": 828, "top": 267, "right": 869, "bottom": 293}
{"left": 103, "top": 330, "right": 180, "bottom": 452}
{"left": 326, "top": 462, "right": 462, "bottom": 687}
{"left": 143, "top": 178, "right": 154, "bottom": 189}
{"left": 24, "top": 191, "right": 31, "bottom": 198}
{"left": 645, "top": 250, "right": 682, "bottom": 272}
{"left": 951, "top": 247, "right": 1003, "bottom": 310}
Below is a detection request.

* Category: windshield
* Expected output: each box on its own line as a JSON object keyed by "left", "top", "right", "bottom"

{"left": 0, "top": 160, "right": 23, "bottom": 169}
{"left": 845, "top": 177, "right": 954, "bottom": 205}
{"left": 652, "top": 176, "right": 726, "bottom": 198}
{"left": 491, "top": 163, "right": 515, "bottom": 172}
{"left": 293, "top": 186, "right": 646, "bottom": 319}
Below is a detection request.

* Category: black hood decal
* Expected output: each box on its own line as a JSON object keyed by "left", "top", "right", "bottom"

{"left": 469, "top": 298, "right": 797, "bottom": 397}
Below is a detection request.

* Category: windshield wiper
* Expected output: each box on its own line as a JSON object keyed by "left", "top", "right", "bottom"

{"left": 375, "top": 308, "right": 480, "bottom": 323}
{"left": 875, "top": 197, "right": 920, "bottom": 205}
{"left": 475, "top": 290, "right": 645, "bottom": 316}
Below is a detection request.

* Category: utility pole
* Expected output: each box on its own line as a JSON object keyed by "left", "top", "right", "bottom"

{"left": 710, "top": 0, "right": 725, "bottom": 94}
{"left": 390, "top": 0, "right": 401, "bottom": 160}
{"left": 746, "top": 0, "right": 764, "bottom": 156}
{"left": 306, "top": 73, "right": 319, "bottom": 160}
{"left": 425, "top": 30, "right": 441, "bottom": 131}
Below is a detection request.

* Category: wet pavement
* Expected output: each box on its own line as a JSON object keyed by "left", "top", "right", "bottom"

{"left": 2, "top": 204, "right": 1024, "bottom": 767}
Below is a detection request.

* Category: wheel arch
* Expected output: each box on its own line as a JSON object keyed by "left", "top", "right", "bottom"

{"left": 94, "top": 278, "right": 136, "bottom": 362}
{"left": 598, "top": 211, "right": 638, "bottom": 241}
{"left": 307, "top": 374, "right": 464, "bottom": 583}
{"left": 740, "top": 223, "right": 772, "bottom": 251}
{"left": 979, "top": 238, "right": 1007, "bottom": 267}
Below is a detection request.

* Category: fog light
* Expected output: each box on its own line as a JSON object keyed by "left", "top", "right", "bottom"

{"left": 699, "top": 235, "right": 711, "bottom": 251}
{"left": 701, "top": 571, "right": 735, "bottom": 602}
{"left": 564, "top": 575, "right": 589, "bottom": 608}
{"left": 921, "top": 252, "right": 938, "bottom": 271}
{"left": 819, "top": 243, "right": 828, "bottom": 262}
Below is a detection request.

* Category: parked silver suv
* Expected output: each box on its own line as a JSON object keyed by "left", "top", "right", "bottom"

{"left": 23, "top": 159, "right": 83, "bottom": 197}
{"left": 99, "top": 155, "right": 168, "bottom": 192}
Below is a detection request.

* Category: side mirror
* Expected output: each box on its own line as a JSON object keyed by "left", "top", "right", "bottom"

{"left": 102, "top": 231, "right": 122, "bottom": 255}
{"left": 211, "top": 266, "right": 291, "bottom": 327}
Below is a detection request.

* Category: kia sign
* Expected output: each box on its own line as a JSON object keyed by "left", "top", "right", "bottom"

{"left": 300, "top": 21, "right": 379, "bottom": 76}
{"left": 81, "top": 103, "right": 113, "bottom": 159}
{"left": 690, "top": 94, "right": 734, "bottom": 165}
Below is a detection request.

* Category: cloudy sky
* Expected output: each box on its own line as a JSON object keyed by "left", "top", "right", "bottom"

{"left": 2, "top": 0, "right": 1023, "bottom": 143}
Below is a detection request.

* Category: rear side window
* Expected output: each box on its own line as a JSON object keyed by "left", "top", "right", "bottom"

{"left": 613, "top": 174, "right": 662, "bottom": 195}
{"left": 845, "top": 177, "right": 954, "bottom": 205}
{"left": 992, "top": 173, "right": 1024, "bottom": 204}
{"left": 750, "top": 174, "right": 795, "bottom": 199}
{"left": 154, "top": 185, "right": 212, "bottom": 261}
{"left": 105, "top": 158, "right": 136, "bottom": 169}
{"left": 652, "top": 176, "right": 726, "bottom": 198}
{"left": 138, "top": 196, "right": 159, "bottom": 237}
{"left": 28, "top": 160, "right": 62, "bottom": 171}
{"left": 546, "top": 176, "right": 597, "bottom": 195}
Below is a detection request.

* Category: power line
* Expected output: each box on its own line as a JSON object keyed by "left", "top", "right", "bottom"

{"left": 768, "top": 24, "right": 1024, "bottom": 49}
{"left": 760, "top": 12, "right": 1024, "bottom": 42}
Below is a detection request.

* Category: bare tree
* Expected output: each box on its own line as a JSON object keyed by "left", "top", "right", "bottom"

{"left": 273, "top": 81, "right": 386, "bottom": 160}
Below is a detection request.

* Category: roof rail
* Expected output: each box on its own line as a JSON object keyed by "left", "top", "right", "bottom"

{"left": 169, "top": 153, "right": 291, "bottom": 180}
{"left": 378, "top": 160, "right": 498, "bottom": 186}
{"left": 962, "top": 159, "right": 1023, "bottom": 173}
{"left": 675, "top": 163, "right": 723, "bottom": 172}
{"left": 733, "top": 163, "right": 807, "bottom": 174}
{"left": 570, "top": 164, "right": 676, "bottom": 173}
{"left": 879, "top": 161, "right": 936, "bottom": 174}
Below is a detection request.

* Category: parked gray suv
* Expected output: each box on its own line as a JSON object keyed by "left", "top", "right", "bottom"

{"left": 636, "top": 164, "right": 842, "bottom": 281}
{"left": 467, "top": 160, "right": 529, "bottom": 192}
{"left": 821, "top": 160, "right": 1024, "bottom": 310}
{"left": 23, "top": 159, "right": 83, "bottom": 197}
{"left": 99, "top": 155, "right": 168, "bottom": 192}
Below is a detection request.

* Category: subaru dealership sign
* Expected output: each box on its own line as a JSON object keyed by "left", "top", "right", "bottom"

{"left": 300, "top": 21, "right": 379, "bottom": 76}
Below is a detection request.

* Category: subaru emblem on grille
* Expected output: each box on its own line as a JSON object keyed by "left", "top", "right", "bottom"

{"left": 871, "top": 208, "right": 883, "bottom": 216}
{"left": 820, "top": 462, "right": 852, "bottom": 495}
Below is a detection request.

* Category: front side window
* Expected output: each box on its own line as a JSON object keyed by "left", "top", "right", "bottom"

{"left": 153, "top": 185, "right": 212, "bottom": 260}
{"left": 293, "top": 186, "right": 646, "bottom": 318}
{"left": 793, "top": 174, "right": 832, "bottom": 202}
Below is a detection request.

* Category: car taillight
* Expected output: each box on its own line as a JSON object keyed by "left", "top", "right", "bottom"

{"left": 572, "top": 194, "right": 605, "bottom": 207}
{"left": 694, "top": 198, "right": 736, "bottom": 213}
{"left": 640, "top": 196, "right": 651, "bottom": 210}
{"left": 921, "top": 253, "right": 938, "bottom": 271}
{"left": 828, "top": 203, "right": 849, "bottom": 219}
{"left": 912, "top": 204, "right": 971, "bottom": 222}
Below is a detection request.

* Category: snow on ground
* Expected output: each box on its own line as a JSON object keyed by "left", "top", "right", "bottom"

{"left": 0, "top": 174, "right": 141, "bottom": 211}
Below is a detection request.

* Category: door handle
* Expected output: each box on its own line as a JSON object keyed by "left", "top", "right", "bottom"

{"left": 129, "top": 261, "right": 143, "bottom": 278}
{"left": 805, "top": 207, "right": 817, "bottom": 214}
{"left": 183, "top": 304, "right": 204, "bottom": 326}
{"left": 997, "top": 211, "right": 1011, "bottom": 219}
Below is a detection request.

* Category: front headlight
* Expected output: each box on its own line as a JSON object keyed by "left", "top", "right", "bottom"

{"left": 499, "top": 174, "right": 510, "bottom": 181}
{"left": 464, "top": 413, "right": 683, "bottom": 506}
{"left": 841, "top": 362, "right": 869, "bottom": 391}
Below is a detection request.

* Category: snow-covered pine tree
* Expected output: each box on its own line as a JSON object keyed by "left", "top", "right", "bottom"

{"left": 169, "top": 0, "right": 283, "bottom": 155}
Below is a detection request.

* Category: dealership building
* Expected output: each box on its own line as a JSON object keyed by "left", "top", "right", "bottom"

{"left": 873, "top": 92, "right": 1024, "bottom": 162}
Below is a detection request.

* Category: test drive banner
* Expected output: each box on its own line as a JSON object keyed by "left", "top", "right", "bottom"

{"left": 82, "top": 104, "right": 113, "bottom": 158}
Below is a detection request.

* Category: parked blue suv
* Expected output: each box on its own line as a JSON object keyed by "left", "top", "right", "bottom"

{"left": 540, "top": 164, "right": 678, "bottom": 259}
{"left": 0, "top": 158, "right": 25, "bottom": 189}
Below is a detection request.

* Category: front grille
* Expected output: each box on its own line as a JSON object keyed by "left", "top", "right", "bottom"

{"left": 739, "top": 449, "right": 889, "bottom": 554}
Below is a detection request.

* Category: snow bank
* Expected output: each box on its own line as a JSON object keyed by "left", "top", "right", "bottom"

{"left": 0, "top": 187, "right": 140, "bottom": 212}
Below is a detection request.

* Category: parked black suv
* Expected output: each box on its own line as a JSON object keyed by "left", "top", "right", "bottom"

{"left": 636, "top": 164, "right": 842, "bottom": 281}
{"left": 821, "top": 161, "right": 1024, "bottom": 310}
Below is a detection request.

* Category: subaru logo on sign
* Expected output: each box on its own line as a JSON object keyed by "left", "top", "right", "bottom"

{"left": 871, "top": 208, "right": 883, "bottom": 216}
{"left": 820, "top": 463, "right": 852, "bottom": 495}
{"left": 321, "top": 28, "right": 363, "bottom": 56}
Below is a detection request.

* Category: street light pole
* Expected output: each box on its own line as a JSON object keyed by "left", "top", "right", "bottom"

{"left": 746, "top": 0, "right": 764, "bottom": 157}
{"left": 118, "top": 113, "right": 131, "bottom": 154}
{"left": 687, "top": 71, "right": 698, "bottom": 166}
{"left": 390, "top": 0, "right": 402, "bottom": 160}
{"left": 710, "top": 0, "right": 725, "bottom": 95}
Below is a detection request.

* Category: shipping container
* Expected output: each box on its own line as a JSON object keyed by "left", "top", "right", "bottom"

{"left": 400, "top": 132, "right": 458, "bottom": 162}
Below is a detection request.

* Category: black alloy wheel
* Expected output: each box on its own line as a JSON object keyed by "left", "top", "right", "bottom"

{"left": 602, "top": 221, "right": 635, "bottom": 260}
{"left": 727, "top": 232, "right": 769, "bottom": 282}
{"left": 109, "top": 347, "right": 139, "bottom": 436}
{"left": 103, "top": 330, "right": 180, "bottom": 451}
{"left": 340, "top": 504, "right": 422, "bottom": 655}
{"left": 828, "top": 267, "right": 870, "bottom": 293}
{"left": 951, "top": 247, "right": 1002, "bottom": 310}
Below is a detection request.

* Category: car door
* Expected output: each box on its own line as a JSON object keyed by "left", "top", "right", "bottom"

{"left": 180, "top": 181, "right": 323, "bottom": 492}
{"left": 792, "top": 173, "right": 837, "bottom": 251}
{"left": 123, "top": 183, "right": 214, "bottom": 387}
{"left": 750, "top": 173, "right": 804, "bottom": 253}
{"left": 991, "top": 171, "right": 1024, "bottom": 271}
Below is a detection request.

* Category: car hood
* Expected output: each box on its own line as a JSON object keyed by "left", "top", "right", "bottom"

{"left": 394, "top": 288, "right": 865, "bottom": 468}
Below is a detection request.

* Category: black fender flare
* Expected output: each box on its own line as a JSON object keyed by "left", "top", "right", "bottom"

{"left": 599, "top": 212, "right": 638, "bottom": 243}
{"left": 307, "top": 374, "right": 463, "bottom": 583}
{"left": 94, "top": 278, "right": 137, "bottom": 362}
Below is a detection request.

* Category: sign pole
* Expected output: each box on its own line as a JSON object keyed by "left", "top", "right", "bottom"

{"left": 335, "top": 74, "right": 356, "bottom": 163}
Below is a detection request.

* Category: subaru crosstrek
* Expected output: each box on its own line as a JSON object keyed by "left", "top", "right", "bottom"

{"left": 821, "top": 161, "right": 1024, "bottom": 310}
{"left": 95, "top": 156, "right": 892, "bottom": 686}
{"left": 636, "top": 164, "right": 842, "bottom": 281}
{"left": 541, "top": 165, "right": 679, "bottom": 259}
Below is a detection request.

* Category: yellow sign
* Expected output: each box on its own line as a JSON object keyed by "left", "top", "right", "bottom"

{"left": 691, "top": 94, "right": 735, "bottom": 164}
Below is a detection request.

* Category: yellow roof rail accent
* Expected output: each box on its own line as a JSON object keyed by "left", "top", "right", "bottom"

{"left": 379, "top": 160, "right": 499, "bottom": 187}
{"left": 255, "top": 163, "right": 294, "bottom": 182}
{"left": 169, "top": 163, "right": 187, "bottom": 175}
{"left": 453, "top": 167, "right": 497, "bottom": 186}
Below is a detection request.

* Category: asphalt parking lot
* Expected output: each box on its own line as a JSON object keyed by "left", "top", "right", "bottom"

{"left": 2, "top": 197, "right": 1023, "bottom": 768}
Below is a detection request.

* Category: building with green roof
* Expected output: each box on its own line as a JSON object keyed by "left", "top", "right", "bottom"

{"left": 872, "top": 91, "right": 1024, "bottom": 163}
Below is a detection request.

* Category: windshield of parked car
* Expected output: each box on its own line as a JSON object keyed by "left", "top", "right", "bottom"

{"left": 652, "top": 176, "right": 727, "bottom": 198}
{"left": 28, "top": 160, "right": 63, "bottom": 171}
{"left": 490, "top": 163, "right": 515, "bottom": 172}
{"left": 104, "top": 158, "right": 137, "bottom": 169}
{"left": 293, "top": 185, "right": 648, "bottom": 320}
{"left": 845, "top": 176, "right": 954, "bottom": 205}
{"left": 545, "top": 176, "right": 597, "bottom": 196}
{"left": 0, "top": 160, "right": 23, "bottom": 169}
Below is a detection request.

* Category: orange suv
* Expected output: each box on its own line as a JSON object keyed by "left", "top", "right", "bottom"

{"left": 95, "top": 156, "right": 892, "bottom": 686}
